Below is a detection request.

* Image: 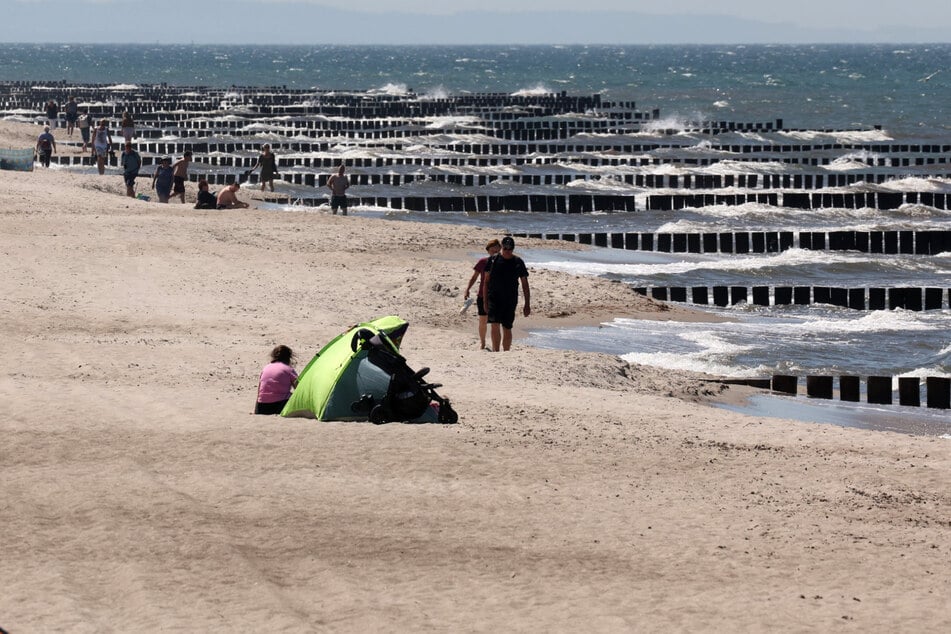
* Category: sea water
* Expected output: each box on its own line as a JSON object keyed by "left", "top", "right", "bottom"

{"left": 3, "top": 43, "right": 949, "bottom": 431}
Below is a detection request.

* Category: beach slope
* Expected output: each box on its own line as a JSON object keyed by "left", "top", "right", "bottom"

{"left": 1, "top": 124, "right": 949, "bottom": 632}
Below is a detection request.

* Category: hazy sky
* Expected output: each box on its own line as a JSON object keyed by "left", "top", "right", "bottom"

{"left": 3, "top": 0, "right": 950, "bottom": 44}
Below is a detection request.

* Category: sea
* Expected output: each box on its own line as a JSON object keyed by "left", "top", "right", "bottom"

{"left": 2, "top": 43, "right": 949, "bottom": 433}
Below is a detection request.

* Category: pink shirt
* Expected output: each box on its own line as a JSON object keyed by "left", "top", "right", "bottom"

{"left": 257, "top": 362, "right": 298, "bottom": 403}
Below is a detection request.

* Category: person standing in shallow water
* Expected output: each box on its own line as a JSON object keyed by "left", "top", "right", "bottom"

{"left": 327, "top": 164, "right": 350, "bottom": 215}
{"left": 249, "top": 144, "right": 278, "bottom": 192}
{"left": 484, "top": 235, "right": 531, "bottom": 352}
{"left": 254, "top": 345, "right": 298, "bottom": 415}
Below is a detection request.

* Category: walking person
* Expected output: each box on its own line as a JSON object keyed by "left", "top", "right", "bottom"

{"left": 249, "top": 144, "right": 279, "bottom": 192}
{"left": 170, "top": 151, "right": 192, "bottom": 203}
{"left": 120, "top": 142, "right": 142, "bottom": 198}
{"left": 78, "top": 110, "right": 92, "bottom": 153}
{"left": 64, "top": 97, "right": 79, "bottom": 136}
{"left": 45, "top": 99, "right": 59, "bottom": 129}
{"left": 152, "top": 157, "right": 174, "bottom": 203}
{"left": 92, "top": 119, "right": 113, "bottom": 175}
{"left": 327, "top": 164, "right": 350, "bottom": 215}
{"left": 464, "top": 238, "right": 502, "bottom": 350}
{"left": 120, "top": 111, "right": 135, "bottom": 143}
{"left": 35, "top": 126, "right": 56, "bottom": 168}
{"left": 484, "top": 236, "right": 531, "bottom": 352}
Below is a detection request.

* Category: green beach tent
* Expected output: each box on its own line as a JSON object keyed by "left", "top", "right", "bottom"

{"left": 281, "top": 316, "right": 437, "bottom": 422}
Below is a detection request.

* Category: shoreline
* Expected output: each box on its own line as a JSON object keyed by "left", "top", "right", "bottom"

{"left": 3, "top": 120, "right": 950, "bottom": 632}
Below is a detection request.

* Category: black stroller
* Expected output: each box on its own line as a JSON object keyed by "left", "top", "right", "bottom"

{"left": 349, "top": 328, "right": 459, "bottom": 425}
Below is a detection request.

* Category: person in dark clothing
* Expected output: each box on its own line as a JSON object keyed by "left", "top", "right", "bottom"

{"left": 194, "top": 178, "right": 217, "bottom": 209}
{"left": 120, "top": 142, "right": 142, "bottom": 198}
{"left": 484, "top": 235, "right": 531, "bottom": 352}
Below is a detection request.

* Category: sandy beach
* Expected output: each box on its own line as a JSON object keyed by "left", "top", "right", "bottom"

{"left": 1, "top": 120, "right": 950, "bottom": 632}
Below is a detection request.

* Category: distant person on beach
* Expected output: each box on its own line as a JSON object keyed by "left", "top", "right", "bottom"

{"left": 194, "top": 178, "right": 217, "bottom": 209}
{"left": 249, "top": 144, "right": 278, "bottom": 192}
{"left": 464, "top": 238, "right": 502, "bottom": 350}
{"left": 64, "top": 97, "right": 79, "bottom": 136}
{"left": 78, "top": 111, "right": 92, "bottom": 152}
{"left": 45, "top": 100, "right": 59, "bottom": 129}
{"left": 120, "top": 142, "right": 142, "bottom": 198}
{"left": 484, "top": 235, "right": 531, "bottom": 352}
{"left": 120, "top": 111, "right": 135, "bottom": 143}
{"left": 152, "top": 157, "right": 174, "bottom": 203}
{"left": 35, "top": 126, "right": 56, "bottom": 168}
{"left": 217, "top": 181, "right": 249, "bottom": 209}
{"left": 254, "top": 345, "right": 299, "bottom": 415}
{"left": 170, "top": 151, "right": 192, "bottom": 203}
{"left": 92, "top": 119, "right": 113, "bottom": 175}
{"left": 327, "top": 164, "right": 350, "bottom": 215}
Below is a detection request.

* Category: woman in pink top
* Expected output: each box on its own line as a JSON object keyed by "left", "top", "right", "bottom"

{"left": 254, "top": 345, "right": 299, "bottom": 415}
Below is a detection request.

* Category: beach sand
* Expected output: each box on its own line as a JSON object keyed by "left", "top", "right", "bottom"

{"left": 1, "top": 121, "right": 949, "bottom": 632}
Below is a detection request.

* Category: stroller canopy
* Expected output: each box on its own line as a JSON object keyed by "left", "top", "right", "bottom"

{"left": 281, "top": 316, "right": 432, "bottom": 421}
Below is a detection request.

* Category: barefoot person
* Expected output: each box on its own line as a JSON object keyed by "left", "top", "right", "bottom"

{"left": 249, "top": 144, "right": 278, "bottom": 192}
{"left": 151, "top": 157, "right": 174, "bottom": 203}
{"left": 216, "top": 181, "right": 249, "bottom": 209}
{"left": 35, "top": 125, "right": 56, "bottom": 168}
{"left": 78, "top": 110, "right": 92, "bottom": 153}
{"left": 170, "top": 151, "right": 192, "bottom": 203}
{"left": 327, "top": 164, "right": 350, "bottom": 215}
{"left": 92, "top": 119, "right": 112, "bottom": 175}
{"left": 464, "top": 238, "right": 502, "bottom": 350}
{"left": 120, "top": 142, "right": 142, "bottom": 198}
{"left": 484, "top": 236, "right": 531, "bottom": 352}
{"left": 254, "top": 345, "right": 298, "bottom": 415}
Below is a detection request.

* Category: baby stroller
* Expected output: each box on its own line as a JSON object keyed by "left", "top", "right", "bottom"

{"left": 349, "top": 328, "right": 459, "bottom": 425}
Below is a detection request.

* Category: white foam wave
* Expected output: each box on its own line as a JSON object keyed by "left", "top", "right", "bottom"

{"left": 620, "top": 351, "right": 753, "bottom": 378}
{"left": 369, "top": 83, "right": 409, "bottom": 96}
{"left": 533, "top": 248, "right": 874, "bottom": 277}
{"left": 790, "top": 310, "right": 939, "bottom": 335}
{"left": 511, "top": 84, "right": 552, "bottom": 97}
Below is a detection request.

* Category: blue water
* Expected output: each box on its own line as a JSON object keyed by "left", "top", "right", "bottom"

{"left": 3, "top": 43, "right": 949, "bottom": 428}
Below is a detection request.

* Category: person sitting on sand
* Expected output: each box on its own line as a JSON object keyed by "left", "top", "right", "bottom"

{"left": 194, "top": 178, "right": 217, "bottom": 209}
{"left": 216, "top": 181, "right": 249, "bottom": 209}
{"left": 254, "top": 345, "right": 298, "bottom": 415}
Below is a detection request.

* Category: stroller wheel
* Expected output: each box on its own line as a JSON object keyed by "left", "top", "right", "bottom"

{"left": 369, "top": 404, "right": 387, "bottom": 425}
{"left": 438, "top": 401, "right": 458, "bottom": 424}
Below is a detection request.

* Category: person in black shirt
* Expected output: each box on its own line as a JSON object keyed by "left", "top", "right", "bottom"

{"left": 484, "top": 235, "right": 531, "bottom": 352}
{"left": 194, "top": 178, "right": 217, "bottom": 209}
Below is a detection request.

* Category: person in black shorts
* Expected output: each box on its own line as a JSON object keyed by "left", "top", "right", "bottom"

{"left": 484, "top": 235, "right": 531, "bottom": 352}
{"left": 327, "top": 164, "right": 350, "bottom": 215}
{"left": 171, "top": 151, "right": 192, "bottom": 203}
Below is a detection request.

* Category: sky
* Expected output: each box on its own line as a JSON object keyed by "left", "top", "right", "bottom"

{"left": 3, "top": 0, "right": 950, "bottom": 44}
